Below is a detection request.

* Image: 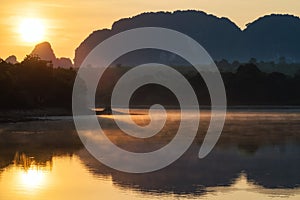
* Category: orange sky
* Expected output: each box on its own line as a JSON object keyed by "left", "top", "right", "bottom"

{"left": 0, "top": 0, "right": 299, "bottom": 62}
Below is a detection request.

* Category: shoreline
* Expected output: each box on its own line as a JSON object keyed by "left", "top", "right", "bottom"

{"left": 1, "top": 105, "right": 300, "bottom": 123}
{"left": 96, "top": 105, "right": 300, "bottom": 110}
{"left": 0, "top": 108, "right": 72, "bottom": 123}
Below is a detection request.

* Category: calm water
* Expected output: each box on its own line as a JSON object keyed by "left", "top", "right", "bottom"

{"left": 0, "top": 110, "right": 299, "bottom": 200}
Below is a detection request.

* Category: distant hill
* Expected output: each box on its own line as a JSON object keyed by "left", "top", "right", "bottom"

{"left": 5, "top": 55, "right": 18, "bottom": 64}
{"left": 243, "top": 14, "right": 300, "bottom": 62}
{"left": 31, "top": 42, "right": 73, "bottom": 68}
{"left": 74, "top": 10, "right": 300, "bottom": 67}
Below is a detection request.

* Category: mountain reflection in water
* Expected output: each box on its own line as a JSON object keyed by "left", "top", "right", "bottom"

{"left": 0, "top": 110, "right": 299, "bottom": 200}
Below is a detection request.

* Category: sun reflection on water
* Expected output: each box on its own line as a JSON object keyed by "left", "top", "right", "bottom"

{"left": 19, "top": 168, "right": 47, "bottom": 190}
{"left": 0, "top": 111, "right": 299, "bottom": 200}
{"left": 12, "top": 152, "right": 51, "bottom": 193}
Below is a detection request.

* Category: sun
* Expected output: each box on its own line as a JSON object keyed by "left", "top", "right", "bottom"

{"left": 19, "top": 18, "right": 45, "bottom": 43}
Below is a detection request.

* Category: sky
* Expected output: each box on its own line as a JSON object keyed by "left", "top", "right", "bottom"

{"left": 1, "top": 0, "right": 300, "bottom": 61}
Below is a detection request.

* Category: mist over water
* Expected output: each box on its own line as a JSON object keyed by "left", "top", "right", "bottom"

{"left": 0, "top": 109, "right": 299, "bottom": 200}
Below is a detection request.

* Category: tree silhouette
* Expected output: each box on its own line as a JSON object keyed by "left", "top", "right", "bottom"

{"left": 0, "top": 55, "right": 77, "bottom": 109}
{"left": 0, "top": 57, "right": 300, "bottom": 110}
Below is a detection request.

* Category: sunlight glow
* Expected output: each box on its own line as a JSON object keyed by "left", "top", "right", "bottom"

{"left": 20, "top": 169, "right": 46, "bottom": 190}
{"left": 19, "top": 18, "right": 45, "bottom": 43}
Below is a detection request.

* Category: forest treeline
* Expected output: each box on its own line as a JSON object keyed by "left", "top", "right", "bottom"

{"left": 97, "top": 63, "right": 300, "bottom": 106}
{"left": 216, "top": 57, "right": 300, "bottom": 76}
{"left": 0, "top": 55, "right": 76, "bottom": 109}
{"left": 1, "top": 55, "right": 300, "bottom": 110}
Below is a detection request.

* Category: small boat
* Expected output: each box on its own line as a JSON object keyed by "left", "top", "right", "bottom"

{"left": 95, "top": 106, "right": 112, "bottom": 115}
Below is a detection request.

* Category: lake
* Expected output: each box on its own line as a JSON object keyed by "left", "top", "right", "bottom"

{"left": 0, "top": 109, "right": 299, "bottom": 200}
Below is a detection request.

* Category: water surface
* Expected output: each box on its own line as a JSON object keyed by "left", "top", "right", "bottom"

{"left": 0, "top": 109, "right": 299, "bottom": 199}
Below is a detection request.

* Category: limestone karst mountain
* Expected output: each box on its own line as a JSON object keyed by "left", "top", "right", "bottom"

{"left": 5, "top": 55, "right": 18, "bottom": 64}
{"left": 31, "top": 42, "right": 73, "bottom": 68}
{"left": 74, "top": 10, "right": 300, "bottom": 67}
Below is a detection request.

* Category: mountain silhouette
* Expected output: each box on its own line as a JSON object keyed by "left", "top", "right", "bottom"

{"left": 31, "top": 42, "right": 73, "bottom": 68}
{"left": 243, "top": 14, "right": 300, "bottom": 62}
{"left": 5, "top": 55, "right": 18, "bottom": 64}
{"left": 74, "top": 10, "right": 300, "bottom": 67}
